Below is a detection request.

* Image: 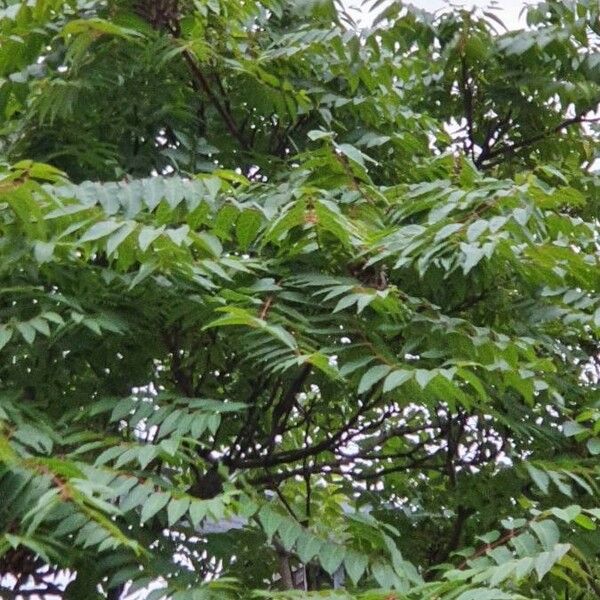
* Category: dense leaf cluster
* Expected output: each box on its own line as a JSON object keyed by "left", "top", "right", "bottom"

{"left": 0, "top": 0, "right": 600, "bottom": 598}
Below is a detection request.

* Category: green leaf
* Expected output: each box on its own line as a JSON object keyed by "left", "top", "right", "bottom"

{"left": 138, "top": 226, "right": 163, "bottom": 252}
{"left": 296, "top": 532, "right": 322, "bottom": 563}
{"left": 456, "top": 590, "right": 512, "bottom": 600}
{"left": 383, "top": 369, "right": 413, "bottom": 393}
{"left": 34, "top": 241, "right": 55, "bottom": 263}
{"left": 308, "top": 129, "right": 335, "bottom": 141}
{"left": 30, "top": 317, "right": 50, "bottom": 336}
{"left": 530, "top": 520, "right": 560, "bottom": 551}
{"left": 236, "top": 210, "right": 262, "bottom": 250}
{"left": 106, "top": 222, "right": 135, "bottom": 255}
{"left": 563, "top": 421, "right": 586, "bottom": 437}
{"left": 466, "top": 219, "right": 488, "bottom": 242}
{"left": 333, "top": 294, "right": 359, "bottom": 313}
{"left": 586, "top": 438, "right": 600, "bottom": 455}
{"left": 344, "top": 550, "right": 369, "bottom": 584}
{"left": 278, "top": 518, "right": 302, "bottom": 551}
{"left": 371, "top": 561, "right": 399, "bottom": 589}
{"left": 264, "top": 324, "right": 297, "bottom": 350}
{"left": 165, "top": 225, "right": 189, "bottom": 246}
{"left": 489, "top": 561, "right": 516, "bottom": 586}
{"left": 214, "top": 205, "right": 238, "bottom": 240}
{"left": 140, "top": 492, "right": 170, "bottom": 524}
{"left": 258, "top": 506, "right": 284, "bottom": 541}
{"left": 16, "top": 322, "right": 36, "bottom": 345}
{"left": 319, "top": 542, "right": 345, "bottom": 575}
{"left": 80, "top": 221, "right": 123, "bottom": 243}
{"left": 415, "top": 369, "right": 436, "bottom": 389}
{"left": 203, "top": 177, "right": 221, "bottom": 201}
{"left": 434, "top": 223, "right": 462, "bottom": 242}
{"left": 573, "top": 514, "right": 596, "bottom": 530}
{"left": 167, "top": 497, "right": 190, "bottom": 526}
{"left": 0, "top": 326, "right": 13, "bottom": 350}
{"left": 461, "top": 243, "right": 485, "bottom": 274}
{"left": 189, "top": 501, "right": 207, "bottom": 528}
{"left": 526, "top": 464, "right": 550, "bottom": 495}
{"left": 340, "top": 356, "right": 374, "bottom": 377}
{"left": 534, "top": 544, "right": 570, "bottom": 580}
{"left": 550, "top": 506, "right": 581, "bottom": 523}
{"left": 137, "top": 444, "right": 158, "bottom": 469}
{"left": 358, "top": 364, "right": 391, "bottom": 394}
{"left": 336, "top": 143, "right": 370, "bottom": 167}
{"left": 43, "top": 312, "right": 64, "bottom": 325}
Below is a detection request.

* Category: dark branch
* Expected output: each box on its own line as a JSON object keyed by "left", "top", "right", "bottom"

{"left": 460, "top": 57, "right": 475, "bottom": 161}
{"left": 180, "top": 50, "right": 250, "bottom": 151}
{"left": 477, "top": 112, "right": 600, "bottom": 167}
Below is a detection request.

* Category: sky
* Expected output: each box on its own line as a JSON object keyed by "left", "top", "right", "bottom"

{"left": 345, "top": 0, "right": 528, "bottom": 30}
{"left": 413, "top": 0, "right": 525, "bottom": 28}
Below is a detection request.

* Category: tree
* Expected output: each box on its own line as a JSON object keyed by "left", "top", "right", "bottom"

{"left": 0, "top": 0, "right": 600, "bottom": 597}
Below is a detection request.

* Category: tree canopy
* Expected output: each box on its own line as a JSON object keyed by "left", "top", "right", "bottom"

{"left": 1, "top": 0, "right": 600, "bottom": 598}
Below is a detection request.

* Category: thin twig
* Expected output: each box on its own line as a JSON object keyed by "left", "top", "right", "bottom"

{"left": 479, "top": 113, "right": 600, "bottom": 167}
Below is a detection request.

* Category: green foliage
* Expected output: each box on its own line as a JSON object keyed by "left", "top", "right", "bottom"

{"left": 0, "top": 0, "right": 600, "bottom": 598}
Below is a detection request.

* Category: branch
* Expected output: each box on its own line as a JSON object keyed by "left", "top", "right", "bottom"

{"left": 272, "top": 114, "right": 310, "bottom": 158}
{"left": 341, "top": 454, "right": 442, "bottom": 480}
{"left": 0, "top": 582, "right": 64, "bottom": 598}
{"left": 269, "top": 364, "right": 312, "bottom": 441}
{"left": 180, "top": 50, "right": 250, "bottom": 151}
{"left": 139, "top": 4, "right": 248, "bottom": 150}
{"left": 272, "top": 539, "right": 296, "bottom": 590}
{"left": 227, "top": 377, "right": 269, "bottom": 462}
{"left": 250, "top": 444, "right": 444, "bottom": 485}
{"left": 460, "top": 57, "right": 475, "bottom": 161}
{"left": 164, "top": 331, "right": 194, "bottom": 397}
{"left": 474, "top": 110, "right": 513, "bottom": 167}
{"left": 478, "top": 113, "right": 600, "bottom": 167}
{"left": 259, "top": 295, "right": 274, "bottom": 320}
{"left": 303, "top": 419, "right": 312, "bottom": 525}
{"left": 238, "top": 394, "right": 379, "bottom": 470}
{"left": 457, "top": 527, "right": 519, "bottom": 570}
{"left": 431, "top": 505, "right": 474, "bottom": 566}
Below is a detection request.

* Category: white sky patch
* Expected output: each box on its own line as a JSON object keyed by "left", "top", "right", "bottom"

{"left": 343, "top": 0, "right": 527, "bottom": 30}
